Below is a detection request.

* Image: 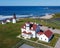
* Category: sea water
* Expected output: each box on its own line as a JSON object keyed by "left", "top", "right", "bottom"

{"left": 0, "top": 6, "right": 60, "bottom": 20}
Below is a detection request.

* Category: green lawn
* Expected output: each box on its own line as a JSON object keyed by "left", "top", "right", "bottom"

{"left": 0, "top": 18, "right": 38, "bottom": 48}
{"left": 54, "top": 33, "right": 60, "bottom": 38}
{"left": 0, "top": 21, "right": 23, "bottom": 48}
{"left": 53, "top": 13, "right": 60, "bottom": 18}
{"left": 30, "top": 37, "right": 38, "bottom": 41}
{"left": 12, "top": 39, "right": 25, "bottom": 48}
{"left": 43, "top": 19, "right": 60, "bottom": 29}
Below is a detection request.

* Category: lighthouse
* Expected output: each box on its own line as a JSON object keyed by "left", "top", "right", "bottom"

{"left": 12, "top": 13, "right": 16, "bottom": 23}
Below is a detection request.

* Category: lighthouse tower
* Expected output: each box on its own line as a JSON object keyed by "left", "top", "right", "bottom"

{"left": 12, "top": 13, "right": 16, "bottom": 23}
{"left": 26, "top": 22, "right": 30, "bottom": 32}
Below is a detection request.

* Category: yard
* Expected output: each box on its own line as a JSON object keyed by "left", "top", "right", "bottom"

{"left": 0, "top": 18, "right": 60, "bottom": 48}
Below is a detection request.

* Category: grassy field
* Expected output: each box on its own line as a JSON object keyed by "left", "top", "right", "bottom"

{"left": 0, "top": 21, "right": 24, "bottom": 48}
{"left": 43, "top": 19, "right": 60, "bottom": 29}
{"left": 29, "top": 37, "right": 38, "bottom": 41}
{"left": 12, "top": 39, "right": 25, "bottom": 48}
{"left": 0, "top": 18, "right": 60, "bottom": 48}
{"left": 53, "top": 13, "right": 60, "bottom": 18}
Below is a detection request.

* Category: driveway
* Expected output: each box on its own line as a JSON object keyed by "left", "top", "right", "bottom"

{"left": 55, "top": 38, "right": 60, "bottom": 48}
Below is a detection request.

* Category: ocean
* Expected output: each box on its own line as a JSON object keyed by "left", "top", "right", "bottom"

{"left": 0, "top": 6, "right": 60, "bottom": 20}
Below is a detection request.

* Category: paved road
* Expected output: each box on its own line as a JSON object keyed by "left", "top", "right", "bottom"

{"left": 55, "top": 38, "right": 60, "bottom": 48}
{"left": 19, "top": 44, "right": 34, "bottom": 48}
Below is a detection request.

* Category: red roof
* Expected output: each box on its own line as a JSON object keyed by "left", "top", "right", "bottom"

{"left": 32, "top": 24, "right": 37, "bottom": 30}
{"left": 23, "top": 31, "right": 31, "bottom": 34}
{"left": 44, "top": 30, "right": 53, "bottom": 38}
{"left": 37, "top": 32, "right": 43, "bottom": 35}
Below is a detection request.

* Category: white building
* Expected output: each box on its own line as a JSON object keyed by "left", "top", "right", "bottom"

{"left": 6, "top": 19, "right": 11, "bottom": 23}
{"left": 1, "top": 20, "right": 6, "bottom": 24}
{"left": 21, "top": 22, "right": 40, "bottom": 38}
{"left": 1, "top": 14, "right": 16, "bottom": 24}
{"left": 21, "top": 22, "right": 53, "bottom": 42}
{"left": 12, "top": 14, "right": 16, "bottom": 23}
{"left": 37, "top": 30, "right": 53, "bottom": 42}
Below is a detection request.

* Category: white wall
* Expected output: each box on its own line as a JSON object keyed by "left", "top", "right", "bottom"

{"left": 12, "top": 19, "right": 16, "bottom": 23}
{"left": 37, "top": 34, "right": 39, "bottom": 38}
{"left": 26, "top": 30, "right": 30, "bottom": 33}
{"left": 1, "top": 22, "right": 6, "bottom": 24}
{"left": 26, "top": 23, "right": 30, "bottom": 30}
{"left": 6, "top": 20, "right": 11, "bottom": 22}
{"left": 30, "top": 30, "right": 36, "bottom": 38}
{"left": 22, "top": 33, "right": 32, "bottom": 39}
{"left": 38, "top": 34, "right": 49, "bottom": 42}
{"left": 21, "top": 28, "right": 26, "bottom": 32}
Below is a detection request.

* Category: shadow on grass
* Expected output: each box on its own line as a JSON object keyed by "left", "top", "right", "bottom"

{"left": 49, "top": 35, "right": 54, "bottom": 41}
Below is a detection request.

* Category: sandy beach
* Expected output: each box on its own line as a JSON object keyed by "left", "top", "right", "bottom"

{"left": 31, "top": 14, "right": 54, "bottom": 19}
{"left": 39, "top": 14, "right": 54, "bottom": 19}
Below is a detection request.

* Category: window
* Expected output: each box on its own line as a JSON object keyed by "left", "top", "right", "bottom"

{"left": 41, "top": 38, "right": 42, "bottom": 40}
{"left": 45, "top": 39, "right": 46, "bottom": 40}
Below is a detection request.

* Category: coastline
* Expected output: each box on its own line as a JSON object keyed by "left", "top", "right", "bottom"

{"left": 39, "top": 14, "right": 54, "bottom": 19}
{"left": 30, "top": 14, "right": 54, "bottom": 19}
{"left": 0, "top": 14, "right": 54, "bottom": 20}
{"left": 0, "top": 15, "right": 32, "bottom": 20}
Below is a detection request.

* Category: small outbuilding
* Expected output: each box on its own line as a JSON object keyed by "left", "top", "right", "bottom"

{"left": 37, "top": 30, "right": 53, "bottom": 42}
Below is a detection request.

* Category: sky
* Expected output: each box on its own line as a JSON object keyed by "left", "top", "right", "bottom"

{"left": 0, "top": 0, "right": 60, "bottom": 6}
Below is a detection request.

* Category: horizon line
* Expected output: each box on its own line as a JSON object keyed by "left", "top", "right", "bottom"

{"left": 2, "top": 5, "right": 60, "bottom": 6}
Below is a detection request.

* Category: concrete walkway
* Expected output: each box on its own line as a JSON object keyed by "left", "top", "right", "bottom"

{"left": 55, "top": 38, "right": 60, "bottom": 48}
